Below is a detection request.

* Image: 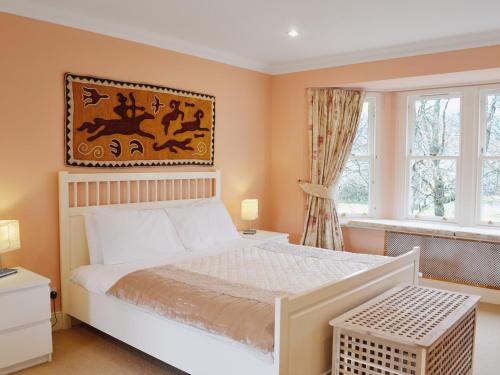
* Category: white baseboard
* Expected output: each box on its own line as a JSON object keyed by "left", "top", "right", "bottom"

{"left": 420, "top": 278, "right": 500, "bottom": 305}
{"left": 51, "top": 311, "right": 64, "bottom": 331}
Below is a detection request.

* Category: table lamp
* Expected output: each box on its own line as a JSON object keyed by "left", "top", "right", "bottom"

{"left": 0, "top": 220, "right": 21, "bottom": 278}
{"left": 241, "top": 199, "right": 258, "bottom": 235}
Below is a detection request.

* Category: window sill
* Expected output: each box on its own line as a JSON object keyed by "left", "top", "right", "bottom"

{"left": 342, "top": 218, "right": 500, "bottom": 243}
{"left": 339, "top": 216, "right": 372, "bottom": 226}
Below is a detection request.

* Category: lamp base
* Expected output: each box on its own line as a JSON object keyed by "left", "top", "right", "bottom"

{"left": 0, "top": 268, "right": 18, "bottom": 278}
{"left": 242, "top": 229, "right": 257, "bottom": 235}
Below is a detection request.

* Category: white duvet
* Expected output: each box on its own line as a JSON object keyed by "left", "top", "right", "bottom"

{"left": 71, "top": 237, "right": 389, "bottom": 296}
{"left": 71, "top": 238, "right": 264, "bottom": 294}
{"left": 70, "top": 237, "right": 390, "bottom": 364}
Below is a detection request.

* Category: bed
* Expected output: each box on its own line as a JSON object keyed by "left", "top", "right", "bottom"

{"left": 58, "top": 170, "right": 420, "bottom": 375}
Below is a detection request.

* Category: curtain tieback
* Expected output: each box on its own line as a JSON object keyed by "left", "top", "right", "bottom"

{"left": 298, "top": 181, "right": 334, "bottom": 199}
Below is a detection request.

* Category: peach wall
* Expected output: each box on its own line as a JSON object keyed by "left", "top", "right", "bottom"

{"left": 343, "top": 228, "right": 386, "bottom": 255}
{"left": 268, "top": 45, "right": 500, "bottom": 250}
{"left": 0, "top": 12, "right": 272, "bottom": 307}
{"left": 2, "top": 10, "right": 500, "bottom": 310}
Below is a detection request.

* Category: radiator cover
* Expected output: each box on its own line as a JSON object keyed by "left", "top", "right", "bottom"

{"left": 385, "top": 231, "right": 500, "bottom": 290}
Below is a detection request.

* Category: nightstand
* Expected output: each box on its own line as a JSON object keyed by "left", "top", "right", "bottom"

{"left": 239, "top": 230, "right": 289, "bottom": 243}
{"left": 0, "top": 268, "right": 52, "bottom": 375}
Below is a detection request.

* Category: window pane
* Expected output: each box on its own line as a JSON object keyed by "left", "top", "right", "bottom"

{"left": 412, "top": 97, "right": 461, "bottom": 156}
{"left": 484, "top": 94, "right": 500, "bottom": 155}
{"left": 410, "top": 159, "right": 456, "bottom": 218}
{"left": 338, "top": 159, "right": 370, "bottom": 215}
{"left": 350, "top": 102, "right": 370, "bottom": 156}
{"left": 481, "top": 160, "right": 500, "bottom": 222}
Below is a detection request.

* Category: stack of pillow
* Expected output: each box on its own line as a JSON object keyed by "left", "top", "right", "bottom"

{"left": 84, "top": 199, "right": 240, "bottom": 265}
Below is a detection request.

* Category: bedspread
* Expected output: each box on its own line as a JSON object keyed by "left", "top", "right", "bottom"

{"left": 106, "top": 242, "right": 388, "bottom": 353}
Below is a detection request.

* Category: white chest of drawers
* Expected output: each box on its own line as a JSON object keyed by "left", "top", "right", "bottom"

{"left": 0, "top": 268, "right": 52, "bottom": 375}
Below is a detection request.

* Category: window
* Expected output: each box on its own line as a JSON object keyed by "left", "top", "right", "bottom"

{"left": 407, "top": 94, "right": 461, "bottom": 221}
{"left": 400, "top": 84, "right": 500, "bottom": 226}
{"left": 479, "top": 90, "right": 500, "bottom": 224}
{"left": 337, "top": 97, "right": 376, "bottom": 217}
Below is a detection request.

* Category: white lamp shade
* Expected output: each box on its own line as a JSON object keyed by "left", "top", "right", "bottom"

{"left": 0, "top": 220, "right": 21, "bottom": 254}
{"left": 241, "top": 199, "right": 258, "bottom": 221}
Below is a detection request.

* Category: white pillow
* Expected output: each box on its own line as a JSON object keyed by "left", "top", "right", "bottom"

{"left": 82, "top": 201, "right": 213, "bottom": 264}
{"left": 93, "top": 207, "right": 186, "bottom": 265}
{"left": 83, "top": 213, "right": 104, "bottom": 265}
{"left": 165, "top": 200, "right": 239, "bottom": 251}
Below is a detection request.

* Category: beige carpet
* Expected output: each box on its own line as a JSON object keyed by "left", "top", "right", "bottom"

{"left": 16, "top": 303, "right": 500, "bottom": 375}
{"left": 474, "top": 303, "right": 500, "bottom": 375}
{"left": 17, "top": 324, "right": 187, "bottom": 375}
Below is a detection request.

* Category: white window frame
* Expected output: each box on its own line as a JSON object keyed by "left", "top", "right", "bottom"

{"left": 337, "top": 94, "right": 380, "bottom": 219}
{"left": 396, "top": 84, "right": 500, "bottom": 228}
{"left": 476, "top": 86, "right": 500, "bottom": 226}
{"left": 404, "top": 91, "right": 463, "bottom": 223}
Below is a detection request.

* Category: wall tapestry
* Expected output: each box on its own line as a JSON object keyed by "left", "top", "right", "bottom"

{"left": 65, "top": 73, "right": 215, "bottom": 167}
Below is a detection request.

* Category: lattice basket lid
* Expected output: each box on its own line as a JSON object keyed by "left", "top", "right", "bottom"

{"left": 329, "top": 284, "right": 481, "bottom": 348}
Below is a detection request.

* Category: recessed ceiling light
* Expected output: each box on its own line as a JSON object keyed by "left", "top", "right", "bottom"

{"left": 288, "top": 29, "right": 298, "bottom": 38}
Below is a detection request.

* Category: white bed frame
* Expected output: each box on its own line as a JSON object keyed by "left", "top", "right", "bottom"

{"left": 58, "top": 170, "right": 420, "bottom": 375}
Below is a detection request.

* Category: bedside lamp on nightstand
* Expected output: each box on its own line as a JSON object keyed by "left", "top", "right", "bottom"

{"left": 241, "top": 199, "right": 258, "bottom": 235}
{"left": 0, "top": 220, "right": 21, "bottom": 278}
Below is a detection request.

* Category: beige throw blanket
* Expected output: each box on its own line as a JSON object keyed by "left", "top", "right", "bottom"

{"left": 107, "top": 242, "right": 388, "bottom": 353}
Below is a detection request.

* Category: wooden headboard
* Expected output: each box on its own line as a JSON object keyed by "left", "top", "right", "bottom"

{"left": 58, "top": 170, "right": 221, "bottom": 323}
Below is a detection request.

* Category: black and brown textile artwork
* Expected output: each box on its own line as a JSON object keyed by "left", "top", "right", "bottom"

{"left": 65, "top": 73, "right": 215, "bottom": 167}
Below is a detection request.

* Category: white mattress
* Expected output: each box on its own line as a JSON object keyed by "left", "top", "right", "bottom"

{"left": 71, "top": 237, "right": 263, "bottom": 294}
{"left": 71, "top": 237, "right": 389, "bottom": 296}
{"left": 171, "top": 241, "right": 389, "bottom": 295}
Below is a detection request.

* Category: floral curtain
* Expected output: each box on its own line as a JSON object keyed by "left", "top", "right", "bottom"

{"left": 300, "top": 88, "right": 365, "bottom": 250}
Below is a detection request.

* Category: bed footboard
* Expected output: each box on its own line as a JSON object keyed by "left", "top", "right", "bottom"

{"left": 274, "top": 247, "right": 420, "bottom": 375}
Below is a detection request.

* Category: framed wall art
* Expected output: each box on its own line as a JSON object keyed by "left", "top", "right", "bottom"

{"left": 65, "top": 73, "right": 215, "bottom": 167}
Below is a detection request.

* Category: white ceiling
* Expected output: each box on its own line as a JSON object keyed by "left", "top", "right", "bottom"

{"left": 2, "top": 0, "right": 500, "bottom": 74}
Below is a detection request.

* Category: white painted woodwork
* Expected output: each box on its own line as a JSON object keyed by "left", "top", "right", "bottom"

{"left": 396, "top": 83, "right": 500, "bottom": 227}
{"left": 345, "top": 218, "right": 500, "bottom": 243}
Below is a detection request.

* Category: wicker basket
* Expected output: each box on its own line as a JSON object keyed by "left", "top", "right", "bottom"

{"left": 329, "top": 285, "right": 480, "bottom": 375}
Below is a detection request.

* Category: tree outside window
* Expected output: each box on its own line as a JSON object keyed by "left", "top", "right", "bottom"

{"left": 480, "top": 92, "right": 500, "bottom": 223}
{"left": 337, "top": 98, "right": 375, "bottom": 216}
{"left": 408, "top": 95, "right": 461, "bottom": 220}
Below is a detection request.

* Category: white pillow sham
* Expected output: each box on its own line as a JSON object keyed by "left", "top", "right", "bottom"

{"left": 165, "top": 200, "right": 239, "bottom": 251}
{"left": 83, "top": 199, "right": 216, "bottom": 264}
{"left": 83, "top": 213, "right": 104, "bottom": 265}
{"left": 90, "top": 207, "right": 186, "bottom": 265}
